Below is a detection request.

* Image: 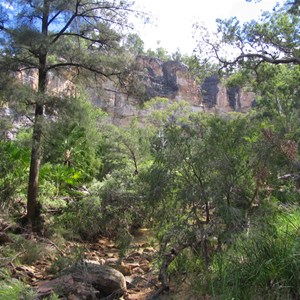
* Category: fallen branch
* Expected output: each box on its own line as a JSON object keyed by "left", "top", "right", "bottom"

{"left": 37, "top": 237, "right": 65, "bottom": 255}
{"left": 0, "top": 251, "right": 25, "bottom": 268}
{"left": 146, "top": 284, "right": 169, "bottom": 300}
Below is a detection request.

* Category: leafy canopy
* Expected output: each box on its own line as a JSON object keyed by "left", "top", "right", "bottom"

{"left": 0, "top": 0, "right": 136, "bottom": 78}
{"left": 193, "top": 0, "right": 300, "bottom": 71}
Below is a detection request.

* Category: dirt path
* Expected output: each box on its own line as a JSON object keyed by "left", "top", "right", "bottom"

{"left": 8, "top": 229, "right": 161, "bottom": 299}
{"left": 83, "top": 235, "right": 160, "bottom": 299}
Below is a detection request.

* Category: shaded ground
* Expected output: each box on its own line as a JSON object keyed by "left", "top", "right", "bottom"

{"left": 4, "top": 229, "right": 163, "bottom": 299}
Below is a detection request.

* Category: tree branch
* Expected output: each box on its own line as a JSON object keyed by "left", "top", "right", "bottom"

{"left": 221, "top": 53, "right": 300, "bottom": 68}
{"left": 50, "top": 32, "right": 110, "bottom": 45}
{"left": 47, "top": 9, "right": 64, "bottom": 26}
{"left": 50, "top": 0, "right": 80, "bottom": 45}
{"left": 47, "top": 62, "right": 122, "bottom": 78}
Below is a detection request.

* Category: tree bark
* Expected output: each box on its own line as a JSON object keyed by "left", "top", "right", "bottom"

{"left": 26, "top": 0, "right": 49, "bottom": 231}
{"left": 26, "top": 103, "right": 44, "bottom": 229}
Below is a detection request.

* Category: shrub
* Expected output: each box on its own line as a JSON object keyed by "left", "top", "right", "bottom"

{"left": 0, "top": 140, "right": 29, "bottom": 205}
{"left": 57, "top": 195, "right": 104, "bottom": 241}
{"left": 0, "top": 234, "right": 54, "bottom": 266}
{"left": 202, "top": 209, "right": 300, "bottom": 299}
{"left": 0, "top": 278, "right": 37, "bottom": 300}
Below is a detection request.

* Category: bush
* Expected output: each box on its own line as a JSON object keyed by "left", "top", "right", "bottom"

{"left": 0, "top": 278, "right": 37, "bottom": 300}
{"left": 0, "top": 234, "right": 52, "bottom": 265}
{"left": 0, "top": 140, "right": 29, "bottom": 205}
{"left": 57, "top": 195, "right": 104, "bottom": 241}
{"left": 56, "top": 173, "right": 148, "bottom": 255}
{"left": 203, "top": 209, "right": 300, "bottom": 300}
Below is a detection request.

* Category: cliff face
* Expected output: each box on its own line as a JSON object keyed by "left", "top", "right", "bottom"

{"left": 200, "top": 75, "right": 254, "bottom": 113}
{"left": 137, "top": 56, "right": 201, "bottom": 105}
{"left": 98, "top": 56, "right": 255, "bottom": 125}
{"left": 1, "top": 56, "right": 256, "bottom": 135}
{"left": 138, "top": 57, "right": 255, "bottom": 113}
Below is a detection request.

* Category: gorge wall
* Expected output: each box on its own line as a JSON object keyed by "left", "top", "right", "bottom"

{"left": 1, "top": 55, "right": 256, "bottom": 137}
{"left": 90, "top": 56, "right": 255, "bottom": 125}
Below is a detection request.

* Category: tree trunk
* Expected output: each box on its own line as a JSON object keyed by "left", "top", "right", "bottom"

{"left": 26, "top": 67, "right": 47, "bottom": 230}
{"left": 26, "top": 101, "right": 44, "bottom": 230}
{"left": 26, "top": 0, "right": 49, "bottom": 231}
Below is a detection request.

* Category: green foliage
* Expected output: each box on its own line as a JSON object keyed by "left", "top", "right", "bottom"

{"left": 136, "top": 102, "right": 300, "bottom": 293}
{"left": 0, "top": 139, "right": 30, "bottom": 205}
{"left": 182, "top": 54, "right": 218, "bottom": 84}
{"left": 1, "top": 234, "right": 50, "bottom": 265}
{"left": 0, "top": 0, "right": 138, "bottom": 228}
{"left": 43, "top": 95, "right": 104, "bottom": 180}
{"left": 40, "top": 164, "right": 83, "bottom": 196}
{"left": 96, "top": 122, "right": 154, "bottom": 234}
{"left": 144, "top": 111, "right": 261, "bottom": 240}
{"left": 57, "top": 120, "right": 154, "bottom": 245}
{"left": 100, "top": 122, "right": 153, "bottom": 176}
{"left": 2, "top": 2, "right": 300, "bottom": 296}
{"left": 167, "top": 248, "right": 204, "bottom": 282}
{"left": 57, "top": 174, "right": 142, "bottom": 245}
{"left": 123, "top": 33, "right": 145, "bottom": 55}
{"left": 34, "top": 95, "right": 107, "bottom": 210}
{"left": 254, "top": 64, "right": 300, "bottom": 132}
{"left": 49, "top": 245, "right": 84, "bottom": 275}
{"left": 187, "top": 3, "right": 300, "bottom": 296}
{"left": 1, "top": 0, "right": 135, "bottom": 74}
{"left": 145, "top": 47, "right": 171, "bottom": 61}
{"left": 57, "top": 194, "right": 104, "bottom": 241}
{"left": 195, "top": 1, "right": 300, "bottom": 72}
{"left": 204, "top": 209, "right": 300, "bottom": 300}
{"left": 0, "top": 279, "right": 37, "bottom": 300}
{"left": 226, "top": 63, "right": 300, "bottom": 139}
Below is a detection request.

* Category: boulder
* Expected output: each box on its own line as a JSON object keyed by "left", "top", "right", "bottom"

{"left": 72, "top": 261, "right": 127, "bottom": 295}
{"left": 36, "top": 261, "right": 126, "bottom": 299}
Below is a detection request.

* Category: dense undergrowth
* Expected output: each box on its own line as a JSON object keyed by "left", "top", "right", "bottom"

{"left": 2, "top": 95, "right": 300, "bottom": 299}
{"left": 2, "top": 0, "right": 300, "bottom": 297}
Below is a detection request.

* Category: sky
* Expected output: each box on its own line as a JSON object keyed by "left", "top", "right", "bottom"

{"left": 133, "top": 0, "right": 283, "bottom": 55}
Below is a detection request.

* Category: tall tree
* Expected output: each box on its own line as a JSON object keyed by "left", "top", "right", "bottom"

{"left": 193, "top": 0, "right": 300, "bottom": 132}
{"left": 0, "top": 0, "right": 136, "bottom": 230}
{"left": 193, "top": 0, "right": 300, "bottom": 71}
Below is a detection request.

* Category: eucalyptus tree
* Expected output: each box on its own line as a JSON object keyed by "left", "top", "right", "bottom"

{"left": 193, "top": 0, "right": 300, "bottom": 71}
{"left": 0, "top": 0, "right": 137, "bottom": 230}
{"left": 193, "top": 0, "right": 300, "bottom": 150}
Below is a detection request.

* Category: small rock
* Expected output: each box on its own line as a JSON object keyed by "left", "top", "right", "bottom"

{"left": 139, "top": 258, "right": 150, "bottom": 266}
{"left": 73, "top": 263, "right": 127, "bottom": 295}
{"left": 140, "top": 264, "right": 150, "bottom": 273}
{"left": 119, "top": 263, "right": 132, "bottom": 276}
{"left": 105, "top": 257, "right": 119, "bottom": 264}
{"left": 142, "top": 253, "right": 153, "bottom": 262}
{"left": 90, "top": 244, "right": 104, "bottom": 251}
{"left": 143, "top": 247, "right": 155, "bottom": 253}
{"left": 82, "top": 259, "right": 100, "bottom": 265}
{"left": 106, "top": 253, "right": 115, "bottom": 258}
{"left": 127, "top": 251, "right": 142, "bottom": 259}
{"left": 132, "top": 267, "right": 144, "bottom": 275}
{"left": 124, "top": 257, "right": 135, "bottom": 263}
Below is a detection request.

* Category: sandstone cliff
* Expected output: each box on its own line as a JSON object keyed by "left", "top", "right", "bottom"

{"left": 87, "top": 56, "right": 255, "bottom": 125}
{"left": 1, "top": 56, "right": 256, "bottom": 135}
